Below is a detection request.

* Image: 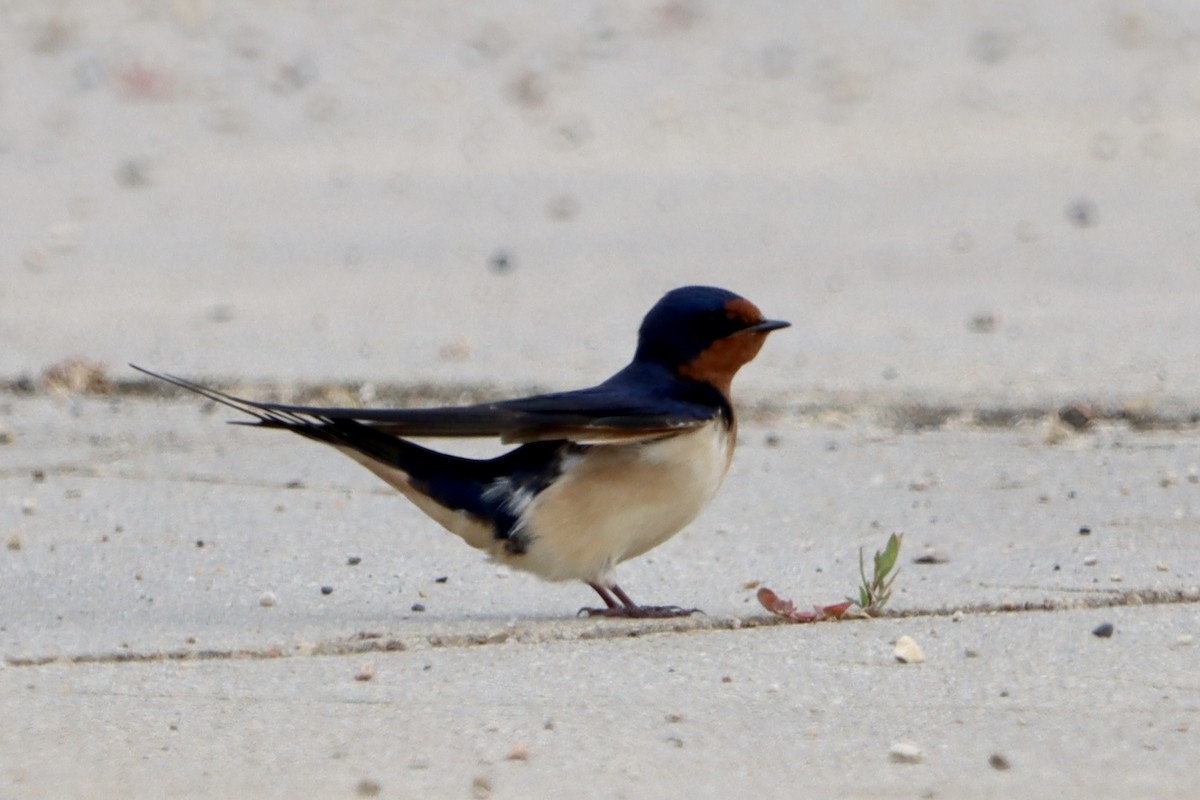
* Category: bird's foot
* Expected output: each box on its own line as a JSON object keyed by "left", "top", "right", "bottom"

{"left": 581, "top": 583, "right": 702, "bottom": 618}
{"left": 577, "top": 604, "right": 702, "bottom": 619}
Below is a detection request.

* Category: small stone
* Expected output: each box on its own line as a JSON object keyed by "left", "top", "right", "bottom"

{"left": 889, "top": 742, "right": 923, "bottom": 764}
{"left": 320, "top": 585, "right": 334, "bottom": 595}
{"left": 1156, "top": 563, "right": 1169, "bottom": 572}
{"left": 1083, "top": 555, "right": 1098, "bottom": 566}
{"left": 471, "top": 776, "right": 492, "bottom": 799}
{"left": 988, "top": 753, "right": 1011, "bottom": 771}
{"left": 1066, "top": 198, "right": 1098, "bottom": 228}
{"left": 1092, "top": 622, "right": 1114, "bottom": 638}
{"left": 0, "top": 429, "right": 12, "bottom": 445}
{"left": 355, "top": 778, "right": 382, "bottom": 797}
{"left": 964, "top": 648, "right": 979, "bottom": 658}
{"left": 1058, "top": 404, "right": 1095, "bottom": 430}
{"left": 505, "top": 744, "right": 529, "bottom": 761}
{"left": 967, "top": 312, "right": 998, "bottom": 333}
{"left": 913, "top": 550, "right": 949, "bottom": 565}
{"left": 665, "top": 713, "right": 685, "bottom": 723}
{"left": 347, "top": 556, "right": 362, "bottom": 566}
{"left": 1176, "top": 634, "right": 1194, "bottom": 646}
{"left": 6, "top": 535, "right": 21, "bottom": 551}
{"left": 21, "top": 498, "right": 37, "bottom": 516}
{"left": 116, "top": 158, "right": 151, "bottom": 187}
{"left": 1078, "top": 525, "right": 1092, "bottom": 535}
{"left": 894, "top": 635, "right": 925, "bottom": 664}
{"left": 259, "top": 591, "right": 278, "bottom": 607}
{"left": 354, "top": 664, "right": 375, "bottom": 682}
{"left": 434, "top": 576, "right": 448, "bottom": 583}
{"left": 488, "top": 249, "right": 514, "bottom": 274}
{"left": 411, "top": 603, "right": 426, "bottom": 612}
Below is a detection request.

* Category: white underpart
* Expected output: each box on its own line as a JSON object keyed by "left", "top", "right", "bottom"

{"left": 331, "top": 424, "right": 733, "bottom": 585}
{"left": 510, "top": 420, "right": 734, "bottom": 584}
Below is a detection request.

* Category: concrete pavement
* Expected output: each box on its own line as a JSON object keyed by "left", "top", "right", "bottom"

{"left": 3, "top": 394, "right": 1199, "bottom": 798}
{"left": 4, "top": 1, "right": 1200, "bottom": 796}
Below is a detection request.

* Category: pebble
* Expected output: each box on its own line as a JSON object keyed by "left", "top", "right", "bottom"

{"left": 20, "top": 498, "right": 37, "bottom": 515}
{"left": 488, "top": 249, "right": 514, "bottom": 274}
{"left": 411, "top": 603, "right": 426, "bottom": 612}
{"left": 347, "top": 556, "right": 361, "bottom": 566}
{"left": 259, "top": 591, "right": 278, "bottom": 607}
{"left": 355, "top": 778, "right": 381, "bottom": 797}
{"left": 1092, "top": 622, "right": 1114, "bottom": 638}
{"left": 988, "top": 753, "right": 1012, "bottom": 771}
{"left": 894, "top": 635, "right": 926, "bottom": 664}
{"left": 320, "top": 585, "right": 334, "bottom": 595}
{"left": 1083, "top": 555, "right": 1098, "bottom": 566}
{"left": 888, "top": 742, "right": 923, "bottom": 764}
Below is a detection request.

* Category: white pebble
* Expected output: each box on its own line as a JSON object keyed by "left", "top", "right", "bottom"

{"left": 893, "top": 635, "right": 925, "bottom": 664}
{"left": 259, "top": 591, "right": 278, "bottom": 607}
{"left": 889, "top": 742, "right": 923, "bottom": 764}
{"left": 20, "top": 498, "right": 37, "bottom": 516}
{"left": 1083, "top": 555, "right": 1098, "bottom": 566}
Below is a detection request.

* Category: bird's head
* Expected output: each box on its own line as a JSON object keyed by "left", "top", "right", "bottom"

{"left": 634, "top": 286, "right": 790, "bottom": 394}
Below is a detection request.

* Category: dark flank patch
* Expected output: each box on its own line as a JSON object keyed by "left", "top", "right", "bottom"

{"left": 486, "top": 442, "right": 587, "bottom": 553}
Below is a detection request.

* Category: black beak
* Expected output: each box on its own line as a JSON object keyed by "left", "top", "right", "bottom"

{"left": 740, "top": 318, "right": 791, "bottom": 335}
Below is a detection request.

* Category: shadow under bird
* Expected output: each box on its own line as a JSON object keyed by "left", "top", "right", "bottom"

{"left": 133, "top": 285, "right": 789, "bottom": 617}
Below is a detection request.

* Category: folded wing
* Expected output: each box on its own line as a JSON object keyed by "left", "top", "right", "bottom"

{"left": 131, "top": 365, "right": 717, "bottom": 444}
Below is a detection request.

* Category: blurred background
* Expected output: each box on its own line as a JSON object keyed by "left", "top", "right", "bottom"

{"left": 3, "top": 1, "right": 1199, "bottom": 407}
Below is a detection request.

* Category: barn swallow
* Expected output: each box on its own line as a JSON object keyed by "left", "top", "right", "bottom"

{"left": 132, "top": 285, "right": 788, "bottom": 617}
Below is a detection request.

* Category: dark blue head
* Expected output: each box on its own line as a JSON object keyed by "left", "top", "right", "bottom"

{"left": 634, "top": 286, "right": 789, "bottom": 390}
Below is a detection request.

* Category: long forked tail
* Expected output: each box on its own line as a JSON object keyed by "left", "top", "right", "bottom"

{"left": 130, "top": 364, "right": 567, "bottom": 549}
{"left": 130, "top": 364, "right": 305, "bottom": 428}
{"left": 129, "top": 364, "right": 421, "bottom": 460}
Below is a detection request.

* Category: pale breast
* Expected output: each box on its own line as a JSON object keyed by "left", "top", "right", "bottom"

{"left": 510, "top": 420, "right": 734, "bottom": 582}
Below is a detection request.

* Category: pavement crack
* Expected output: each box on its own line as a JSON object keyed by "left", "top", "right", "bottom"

{"left": 6, "top": 586, "right": 1198, "bottom": 669}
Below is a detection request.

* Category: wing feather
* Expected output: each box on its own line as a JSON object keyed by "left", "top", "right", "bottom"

{"left": 130, "top": 365, "right": 717, "bottom": 444}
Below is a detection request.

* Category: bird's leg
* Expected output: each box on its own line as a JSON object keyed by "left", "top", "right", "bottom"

{"left": 587, "top": 582, "right": 621, "bottom": 609}
{"left": 578, "top": 582, "right": 701, "bottom": 618}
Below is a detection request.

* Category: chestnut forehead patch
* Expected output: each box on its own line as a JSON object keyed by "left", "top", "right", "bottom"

{"left": 724, "top": 297, "right": 764, "bottom": 324}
